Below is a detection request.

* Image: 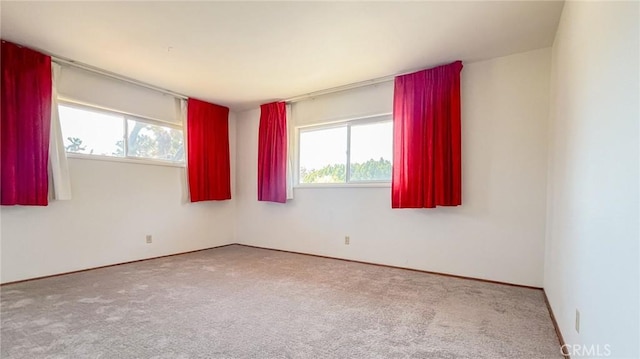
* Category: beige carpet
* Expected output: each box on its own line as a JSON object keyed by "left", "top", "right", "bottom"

{"left": 1, "top": 245, "right": 562, "bottom": 358}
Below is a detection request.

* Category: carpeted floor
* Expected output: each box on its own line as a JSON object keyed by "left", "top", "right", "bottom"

{"left": 1, "top": 245, "right": 562, "bottom": 358}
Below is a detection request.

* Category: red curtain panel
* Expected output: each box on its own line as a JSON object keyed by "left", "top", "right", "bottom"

{"left": 392, "top": 61, "right": 463, "bottom": 208}
{"left": 258, "top": 101, "right": 287, "bottom": 203}
{"left": 187, "top": 98, "right": 231, "bottom": 202}
{"left": 1, "top": 41, "right": 52, "bottom": 206}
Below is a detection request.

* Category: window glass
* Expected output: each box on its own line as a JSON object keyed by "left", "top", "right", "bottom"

{"left": 127, "top": 119, "right": 184, "bottom": 162}
{"left": 299, "top": 126, "right": 347, "bottom": 184}
{"left": 59, "top": 104, "right": 123, "bottom": 157}
{"left": 349, "top": 121, "right": 393, "bottom": 181}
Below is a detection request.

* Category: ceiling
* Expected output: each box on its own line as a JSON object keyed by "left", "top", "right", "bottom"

{"left": 1, "top": 1, "right": 564, "bottom": 111}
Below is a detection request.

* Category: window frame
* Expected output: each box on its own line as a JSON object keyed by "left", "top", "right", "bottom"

{"left": 58, "top": 99, "right": 185, "bottom": 167}
{"left": 295, "top": 113, "right": 393, "bottom": 187}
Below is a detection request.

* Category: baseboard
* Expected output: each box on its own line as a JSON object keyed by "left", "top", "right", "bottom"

{"left": 2, "top": 242, "right": 543, "bottom": 290}
{"left": 543, "top": 290, "right": 570, "bottom": 358}
{"left": 0, "top": 243, "right": 235, "bottom": 286}
{"left": 235, "top": 243, "right": 543, "bottom": 290}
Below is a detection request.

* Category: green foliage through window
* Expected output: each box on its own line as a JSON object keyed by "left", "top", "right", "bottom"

{"left": 350, "top": 158, "right": 392, "bottom": 181}
{"left": 126, "top": 120, "right": 184, "bottom": 162}
{"left": 301, "top": 158, "right": 391, "bottom": 183}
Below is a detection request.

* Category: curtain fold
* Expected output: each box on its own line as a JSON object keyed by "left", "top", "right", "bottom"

{"left": 258, "top": 101, "right": 287, "bottom": 203}
{"left": 187, "top": 98, "right": 231, "bottom": 202}
{"left": 1, "top": 40, "right": 53, "bottom": 206}
{"left": 178, "top": 98, "right": 190, "bottom": 203}
{"left": 48, "top": 62, "right": 72, "bottom": 201}
{"left": 392, "top": 61, "right": 463, "bottom": 208}
{"left": 285, "top": 103, "right": 294, "bottom": 200}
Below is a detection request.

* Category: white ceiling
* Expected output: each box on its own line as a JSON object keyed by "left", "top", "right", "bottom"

{"left": 1, "top": 1, "right": 564, "bottom": 111}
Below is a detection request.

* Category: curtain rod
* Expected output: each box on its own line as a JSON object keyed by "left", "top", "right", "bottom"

{"left": 52, "top": 57, "right": 188, "bottom": 100}
{"left": 56, "top": 53, "right": 397, "bottom": 105}
{"left": 284, "top": 75, "right": 394, "bottom": 103}
{"left": 54, "top": 54, "right": 392, "bottom": 105}
{"left": 283, "top": 60, "right": 462, "bottom": 103}
{"left": 51, "top": 49, "right": 453, "bottom": 105}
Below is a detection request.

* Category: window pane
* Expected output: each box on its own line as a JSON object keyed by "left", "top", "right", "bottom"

{"left": 299, "top": 126, "right": 347, "bottom": 183}
{"left": 59, "top": 104, "right": 124, "bottom": 157}
{"left": 127, "top": 119, "right": 184, "bottom": 162}
{"left": 349, "top": 121, "right": 393, "bottom": 181}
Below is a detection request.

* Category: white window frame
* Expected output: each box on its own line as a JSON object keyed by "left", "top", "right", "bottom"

{"left": 295, "top": 113, "right": 393, "bottom": 188}
{"left": 58, "top": 99, "right": 185, "bottom": 167}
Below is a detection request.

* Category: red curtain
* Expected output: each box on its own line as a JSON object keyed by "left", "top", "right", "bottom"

{"left": 392, "top": 61, "right": 463, "bottom": 208}
{"left": 187, "top": 98, "right": 231, "bottom": 202}
{"left": 258, "top": 102, "right": 287, "bottom": 203}
{"left": 1, "top": 41, "right": 52, "bottom": 206}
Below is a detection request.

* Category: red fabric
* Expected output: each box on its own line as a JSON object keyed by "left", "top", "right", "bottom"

{"left": 1, "top": 41, "right": 52, "bottom": 206}
{"left": 392, "top": 61, "right": 463, "bottom": 208}
{"left": 258, "top": 102, "right": 287, "bottom": 203}
{"left": 187, "top": 98, "right": 231, "bottom": 202}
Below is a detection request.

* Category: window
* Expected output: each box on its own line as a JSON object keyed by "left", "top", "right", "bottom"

{"left": 58, "top": 102, "right": 184, "bottom": 164}
{"left": 298, "top": 115, "right": 392, "bottom": 184}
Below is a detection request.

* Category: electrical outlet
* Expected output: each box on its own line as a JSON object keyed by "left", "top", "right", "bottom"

{"left": 146, "top": 235, "right": 152, "bottom": 244}
{"left": 575, "top": 309, "right": 580, "bottom": 333}
{"left": 345, "top": 236, "right": 350, "bottom": 245}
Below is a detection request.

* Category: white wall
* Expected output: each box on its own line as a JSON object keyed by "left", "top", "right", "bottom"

{"left": 544, "top": 2, "right": 639, "bottom": 358}
{"left": 0, "top": 117, "right": 237, "bottom": 284}
{"left": 235, "top": 48, "right": 551, "bottom": 287}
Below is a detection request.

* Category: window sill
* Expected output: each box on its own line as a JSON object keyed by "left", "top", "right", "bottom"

{"left": 67, "top": 153, "right": 185, "bottom": 168}
{"left": 294, "top": 183, "right": 391, "bottom": 189}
